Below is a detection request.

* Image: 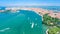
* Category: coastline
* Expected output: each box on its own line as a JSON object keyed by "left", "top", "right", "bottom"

{"left": 46, "top": 29, "right": 49, "bottom": 34}
{"left": 21, "top": 8, "right": 60, "bottom": 19}
{"left": 0, "top": 7, "right": 60, "bottom": 18}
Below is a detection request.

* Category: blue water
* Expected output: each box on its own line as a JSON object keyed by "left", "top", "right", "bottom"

{"left": 0, "top": 6, "right": 60, "bottom": 12}
{"left": 0, "top": 10, "right": 43, "bottom": 34}
{"left": 42, "top": 24, "right": 48, "bottom": 34}
{"left": 39, "top": 6, "right": 60, "bottom": 12}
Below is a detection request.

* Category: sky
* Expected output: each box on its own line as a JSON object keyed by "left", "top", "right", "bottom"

{"left": 0, "top": 0, "right": 60, "bottom": 6}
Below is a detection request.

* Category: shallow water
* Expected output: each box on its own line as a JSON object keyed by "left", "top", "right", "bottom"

{"left": 0, "top": 10, "right": 43, "bottom": 34}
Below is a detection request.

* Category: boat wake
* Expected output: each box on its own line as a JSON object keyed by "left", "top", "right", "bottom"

{"left": 0, "top": 27, "right": 10, "bottom": 32}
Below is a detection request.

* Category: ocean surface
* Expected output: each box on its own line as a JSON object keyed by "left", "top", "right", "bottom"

{"left": 0, "top": 6, "right": 58, "bottom": 34}
{"left": 0, "top": 10, "right": 44, "bottom": 34}
{"left": 39, "top": 6, "right": 60, "bottom": 12}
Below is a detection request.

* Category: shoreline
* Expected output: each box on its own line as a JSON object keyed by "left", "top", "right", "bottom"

{"left": 0, "top": 7, "right": 60, "bottom": 18}
{"left": 46, "top": 29, "right": 49, "bottom": 34}
{"left": 0, "top": 7, "right": 60, "bottom": 20}
{"left": 20, "top": 8, "right": 60, "bottom": 19}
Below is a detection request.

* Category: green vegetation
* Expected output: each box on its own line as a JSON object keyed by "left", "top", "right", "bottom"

{"left": 48, "top": 26, "right": 60, "bottom": 34}
{"left": 43, "top": 14, "right": 60, "bottom": 26}
{"left": 42, "top": 14, "right": 60, "bottom": 34}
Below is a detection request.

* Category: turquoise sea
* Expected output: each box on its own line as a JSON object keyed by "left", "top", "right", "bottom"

{"left": 0, "top": 10, "right": 44, "bottom": 34}
{"left": 0, "top": 6, "right": 57, "bottom": 34}
{"left": 0, "top": 6, "right": 58, "bottom": 34}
